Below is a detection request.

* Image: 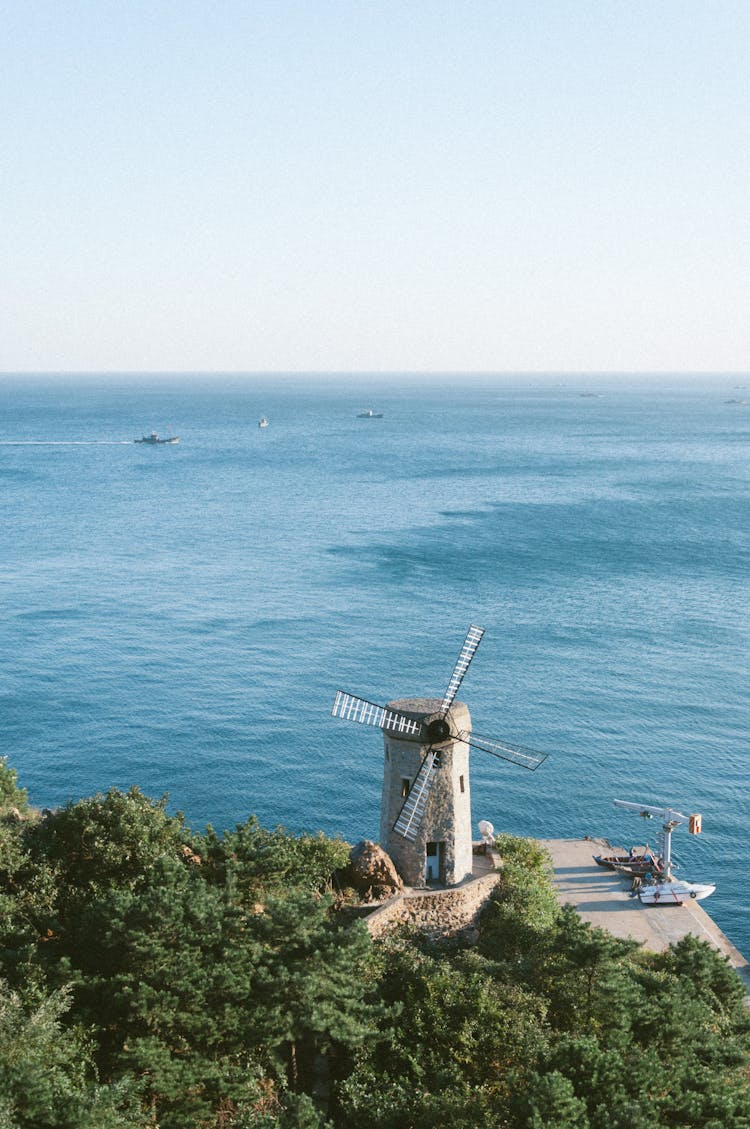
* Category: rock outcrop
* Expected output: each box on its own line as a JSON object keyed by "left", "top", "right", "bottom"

{"left": 343, "top": 840, "right": 404, "bottom": 901}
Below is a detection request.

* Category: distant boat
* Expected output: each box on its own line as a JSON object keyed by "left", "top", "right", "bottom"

{"left": 134, "top": 432, "right": 180, "bottom": 445}
{"left": 258, "top": 417, "right": 269, "bottom": 428}
{"left": 357, "top": 408, "right": 383, "bottom": 418}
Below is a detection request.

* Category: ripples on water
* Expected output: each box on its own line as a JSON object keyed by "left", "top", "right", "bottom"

{"left": 0, "top": 374, "right": 748, "bottom": 949}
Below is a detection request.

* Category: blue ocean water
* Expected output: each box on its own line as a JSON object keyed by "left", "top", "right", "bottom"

{"left": 1, "top": 374, "right": 748, "bottom": 951}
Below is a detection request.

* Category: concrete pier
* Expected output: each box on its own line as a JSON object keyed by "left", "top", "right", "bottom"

{"left": 541, "top": 837, "right": 750, "bottom": 996}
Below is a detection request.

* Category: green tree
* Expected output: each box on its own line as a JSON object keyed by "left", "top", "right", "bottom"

{"left": 477, "top": 834, "right": 558, "bottom": 969}
{"left": 0, "top": 787, "right": 201, "bottom": 998}
{"left": 493, "top": 832, "right": 554, "bottom": 874}
{"left": 514, "top": 1069, "right": 590, "bottom": 1129}
{"left": 66, "top": 855, "right": 266, "bottom": 1129}
{"left": 338, "top": 938, "right": 549, "bottom": 1127}
{"left": 0, "top": 759, "right": 32, "bottom": 911}
{"left": 542, "top": 905, "right": 642, "bottom": 1035}
{"left": 200, "top": 818, "right": 350, "bottom": 904}
{"left": 0, "top": 758, "right": 29, "bottom": 815}
{"left": 249, "top": 889, "right": 384, "bottom": 1095}
{"left": 661, "top": 933, "right": 749, "bottom": 1019}
{"left": 25, "top": 787, "right": 195, "bottom": 906}
{"left": 537, "top": 1034, "right": 663, "bottom": 1129}
{"left": 0, "top": 979, "right": 145, "bottom": 1129}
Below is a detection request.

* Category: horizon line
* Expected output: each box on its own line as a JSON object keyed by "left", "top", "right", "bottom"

{"left": 1, "top": 369, "right": 749, "bottom": 378}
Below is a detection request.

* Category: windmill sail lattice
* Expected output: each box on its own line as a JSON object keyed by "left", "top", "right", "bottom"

{"left": 461, "top": 730, "right": 548, "bottom": 771}
{"left": 440, "top": 624, "right": 484, "bottom": 712}
{"left": 331, "top": 691, "right": 421, "bottom": 736}
{"left": 392, "top": 748, "right": 441, "bottom": 841}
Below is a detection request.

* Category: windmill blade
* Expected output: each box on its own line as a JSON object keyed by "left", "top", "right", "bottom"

{"left": 461, "top": 729, "right": 549, "bottom": 771}
{"left": 331, "top": 691, "right": 422, "bottom": 736}
{"left": 439, "top": 624, "right": 485, "bottom": 714}
{"left": 393, "top": 747, "right": 441, "bottom": 841}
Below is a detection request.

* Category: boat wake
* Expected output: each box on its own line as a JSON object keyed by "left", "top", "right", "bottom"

{"left": 0, "top": 440, "right": 134, "bottom": 445}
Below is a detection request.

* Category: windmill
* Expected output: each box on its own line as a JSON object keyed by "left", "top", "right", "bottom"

{"left": 331, "top": 625, "right": 548, "bottom": 887}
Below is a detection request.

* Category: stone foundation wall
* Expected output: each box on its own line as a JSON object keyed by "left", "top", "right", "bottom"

{"left": 364, "top": 871, "right": 501, "bottom": 940}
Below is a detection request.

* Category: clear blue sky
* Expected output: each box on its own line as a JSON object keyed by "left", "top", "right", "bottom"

{"left": 2, "top": 1, "right": 748, "bottom": 373}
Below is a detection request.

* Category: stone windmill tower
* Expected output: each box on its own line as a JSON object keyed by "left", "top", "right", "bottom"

{"left": 332, "top": 625, "right": 548, "bottom": 887}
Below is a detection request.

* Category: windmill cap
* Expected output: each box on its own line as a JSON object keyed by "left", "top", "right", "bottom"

{"left": 386, "top": 697, "right": 471, "bottom": 742}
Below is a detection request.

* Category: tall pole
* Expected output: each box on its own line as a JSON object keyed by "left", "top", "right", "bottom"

{"left": 660, "top": 820, "right": 674, "bottom": 879}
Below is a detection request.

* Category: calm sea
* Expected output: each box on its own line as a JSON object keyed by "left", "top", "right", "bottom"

{"left": 1, "top": 374, "right": 748, "bottom": 951}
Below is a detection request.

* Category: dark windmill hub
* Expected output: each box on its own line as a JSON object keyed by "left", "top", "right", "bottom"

{"left": 330, "top": 625, "right": 549, "bottom": 890}
{"left": 426, "top": 717, "right": 451, "bottom": 743}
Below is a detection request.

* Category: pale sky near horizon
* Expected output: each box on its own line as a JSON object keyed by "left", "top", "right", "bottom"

{"left": 1, "top": 1, "right": 749, "bottom": 374}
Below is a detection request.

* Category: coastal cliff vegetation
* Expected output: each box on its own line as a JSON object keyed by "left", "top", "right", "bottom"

{"left": 1, "top": 756, "right": 749, "bottom": 1129}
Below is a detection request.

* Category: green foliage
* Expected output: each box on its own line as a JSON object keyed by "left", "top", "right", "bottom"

{"left": 200, "top": 817, "right": 351, "bottom": 904}
{"left": 249, "top": 889, "right": 387, "bottom": 1091}
{"left": 0, "top": 979, "right": 145, "bottom": 1128}
{"left": 66, "top": 855, "right": 267, "bottom": 1127}
{"left": 337, "top": 1072, "right": 514, "bottom": 1129}
{"left": 661, "top": 932, "right": 749, "bottom": 1017}
{"left": 541, "top": 904, "right": 643, "bottom": 1035}
{"left": 0, "top": 770, "right": 375, "bottom": 1127}
{"left": 514, "top": 1069, "right": 590, "bottom": 1128}
{"left": 493, "top": 832, "right": 553, "bottom": 874}
{"left": 247, "top": 1090, "right": 333, "bottom": 1129}
{"left": 0, "top": 760, "right": 31, "bottom": 899}
{"left": 477, "top": 858, "right": 560, "bottom": 969}
{"left": 0, "top": 757, "right": 29, "bottom": 815}
{"left": 1, "top": 762, "right": 749, "bottom": 1129}
{"left": 337, "top": 938, "right": 550, "bottom": 1126}
{"left": 25, "top": 786, "right": 194, "bottom": 905}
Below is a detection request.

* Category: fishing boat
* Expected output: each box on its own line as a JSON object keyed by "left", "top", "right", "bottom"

{"left": 357, "top": 408, "right": 383, "bottom": 418}
{"left": 593, "top": 846, "right": 660, "bottom": 871}
{"left": 134, "top": 432, "right": 180, "bottom": 445}
{"left": 258, "top": 417, "right": 269, "bottom": 428}
{"left": 611, "top": 858, "right": 665, "bottom": 879}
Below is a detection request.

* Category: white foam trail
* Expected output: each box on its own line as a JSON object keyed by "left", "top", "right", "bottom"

{"left": 0, "top": 440, "right": 133, "bottom": 445}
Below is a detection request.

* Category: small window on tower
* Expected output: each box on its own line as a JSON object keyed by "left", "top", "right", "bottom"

{"left": 459, "top": 774, "right": 465, "bottom": 793}
{"left": 401, "top": 778, "right": 410, "bottom": 798}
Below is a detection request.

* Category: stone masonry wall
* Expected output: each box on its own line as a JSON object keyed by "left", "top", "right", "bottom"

{"left": 364, "top": 871, "right": 501, "bottom": 940}
{"left": 380, "top": 698, "right": 473, "bottom": 888}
